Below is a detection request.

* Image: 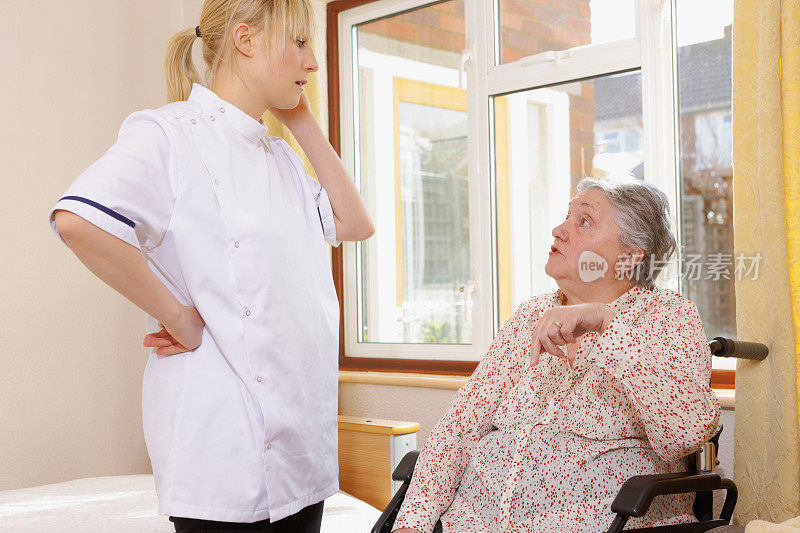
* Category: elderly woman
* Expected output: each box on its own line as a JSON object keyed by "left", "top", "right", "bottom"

{"left": 392, "top": 177, "right": 721, "bottom": 533}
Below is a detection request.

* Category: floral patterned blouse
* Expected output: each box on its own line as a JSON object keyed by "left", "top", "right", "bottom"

{"left": 392, "top": 285, "right": 721, "bottom": 533}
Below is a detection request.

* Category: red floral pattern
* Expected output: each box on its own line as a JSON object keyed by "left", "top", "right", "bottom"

{"left": 393, "top": 286, "right": 721, "bottom": 533}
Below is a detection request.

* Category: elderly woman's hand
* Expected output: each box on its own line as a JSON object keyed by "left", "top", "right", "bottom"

{"left": 530, "top": 303, "right": 617, "bottom": 366}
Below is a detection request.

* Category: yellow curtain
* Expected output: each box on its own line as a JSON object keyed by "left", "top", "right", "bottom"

{"left": 732, "top": 0, "right": 800, "bottom": 523}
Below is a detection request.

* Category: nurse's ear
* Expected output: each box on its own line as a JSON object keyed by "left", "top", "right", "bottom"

{"left": 230, "top": 22, "right": 259, "bottom": 58}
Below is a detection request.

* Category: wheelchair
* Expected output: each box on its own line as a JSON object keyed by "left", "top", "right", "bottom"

{"left": 371, "top": 337, "right": 769, "bottom": 533}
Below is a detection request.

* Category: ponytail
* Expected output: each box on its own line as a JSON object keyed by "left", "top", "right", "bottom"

{"left": 163, "top": 0, "right": 315, "bottom": 104}
{"left": 164, "top": 28, "right": 202, "bottom": 103}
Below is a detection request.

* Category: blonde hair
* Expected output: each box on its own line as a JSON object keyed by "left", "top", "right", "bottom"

{"left": 164, "top": 0, "right": 315, "bottom": 103}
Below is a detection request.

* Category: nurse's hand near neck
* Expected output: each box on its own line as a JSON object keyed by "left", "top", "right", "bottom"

{"left": 268, "top": 93, "right": 375, "bottom": 242}
{"left": 211, "top": 21, "right": 375, "bottom": 243}
{"left": 268, "top": 92, "right": 312, "bottom": 129}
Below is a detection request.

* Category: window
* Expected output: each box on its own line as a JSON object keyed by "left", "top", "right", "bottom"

{"left": 495, "top": 0, "right": 636, "bottom": 64}
{"left": 494, "top": 71, "right": 645, "bottom": 325}
{"left": 330, "top": 0, "right": 736, "bottom": 385}
{"left": 676, "top": 0, "right": 736, "bottom": 382}
{"left": 389, "top": 79, "right": 470, "bottom": 345}
{"left": 342, "top": 1, "right": 484, "bottom": 368}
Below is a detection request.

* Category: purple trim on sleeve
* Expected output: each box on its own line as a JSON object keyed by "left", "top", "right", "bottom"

{"left": 60, "top": 196, "right": 135, "bottom": 228}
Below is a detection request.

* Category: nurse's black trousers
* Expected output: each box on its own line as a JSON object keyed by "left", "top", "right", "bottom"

{"left": 169, "top": 500, "right": 324, "bottom": 533}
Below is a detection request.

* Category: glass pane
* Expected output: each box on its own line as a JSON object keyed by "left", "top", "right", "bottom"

{"left": 675, "top": 0, "right": 736, "bottom": 369}
{"left": 354, "top": 0, "right": 472, "bottom": 345}
{"left": 493, "top": 71, "right": 644, "bottom": 324}
{"left": 496, "top": 0, "right": 635, "bottom": 65}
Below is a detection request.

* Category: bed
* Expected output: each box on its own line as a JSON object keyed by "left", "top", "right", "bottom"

{"left": 0, "top": 475, "right": 379, "bottom": 532}
{"left": 0, "top": 416, "right": 418, "bottom": 532}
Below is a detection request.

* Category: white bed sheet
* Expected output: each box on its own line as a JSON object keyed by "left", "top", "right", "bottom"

{"left": 0, "top": 475, "right": 380, "bottom": 532}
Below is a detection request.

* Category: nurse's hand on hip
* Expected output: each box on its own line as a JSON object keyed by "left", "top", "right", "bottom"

{"left": 269, "top": 92, "right": 312, "bottom": 129}
{"left": 142, "top": 305, "right": 205, "bottom": 356}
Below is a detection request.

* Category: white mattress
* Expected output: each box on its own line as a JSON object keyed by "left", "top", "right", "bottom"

{"left": 0, "top": 475, "right": 380, "bottom": 532}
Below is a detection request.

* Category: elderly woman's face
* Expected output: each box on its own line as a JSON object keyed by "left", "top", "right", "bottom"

{"left": 545, "top": 188, "right": 628, "bottom": 285}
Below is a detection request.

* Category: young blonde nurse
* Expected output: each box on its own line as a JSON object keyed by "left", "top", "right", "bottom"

{"left": 48, "top": 1, "right": 373, "bottom": 531}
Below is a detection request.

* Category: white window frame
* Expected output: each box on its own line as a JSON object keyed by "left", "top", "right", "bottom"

{"left": 338, "top": 0, "right": 680, "bottom": 362}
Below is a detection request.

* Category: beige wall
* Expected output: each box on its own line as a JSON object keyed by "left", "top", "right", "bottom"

{"left": 1, "top": 1, "right": 183, "bottom": 491}
{"left": 339, "top": 383, "right": 457, "bottom": 446}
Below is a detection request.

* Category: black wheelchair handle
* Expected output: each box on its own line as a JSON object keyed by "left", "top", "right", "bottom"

{"left": 709, "top": 337, "right": 769, "bottom": 360}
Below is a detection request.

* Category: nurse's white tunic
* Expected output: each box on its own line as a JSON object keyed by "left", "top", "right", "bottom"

{"left": 48, "top": 83, "right": 341, "bottom": 522}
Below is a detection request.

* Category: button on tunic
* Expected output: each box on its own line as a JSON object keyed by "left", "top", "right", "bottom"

{"left": 393, "top": 286, "right": 721, "bottom": 533}
{"left": 48, "top": 84, "right": 341, "bottom": 522}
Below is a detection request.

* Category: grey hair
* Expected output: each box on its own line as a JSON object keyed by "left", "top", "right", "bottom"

{"left": 576, "top": 175, "right": 677, "bottom": 289}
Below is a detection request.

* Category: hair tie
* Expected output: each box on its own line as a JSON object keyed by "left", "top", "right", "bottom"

{"left": 195, "top": 26, "right": 202, "bottom": 38}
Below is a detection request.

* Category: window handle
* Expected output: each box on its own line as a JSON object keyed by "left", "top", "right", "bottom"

{"left": 459, "top": 270, "right": 478, "bottom": 320}
{"left": 459, "top": 49, "right": 473, "bottom": 89}
{"left": 395, "top": 307, "right": 420, "bottom": 324}
{"left": 519, "top": 49, "right": 571, "bottom": 68}
{"left": 459, "top": 269, "right": 478, "bottom": 294}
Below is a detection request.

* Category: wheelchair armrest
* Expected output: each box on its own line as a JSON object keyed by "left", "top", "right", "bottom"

{"left": 392, "top": 450, "right": 421, "bottom": 483}
{"left": 611, "top": 471, "right": 724, "bottom": 518}
{"left": 372, "top": 450, "right": 422, "bottom": 533}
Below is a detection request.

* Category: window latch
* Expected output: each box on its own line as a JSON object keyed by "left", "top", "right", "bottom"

{"left": 519, "top": 49, "right": 572, "bottom": 68}
{"left": 459, "top": 49, "right": 473, "bottom": 89}
{"left": 459, "top": 270, "right": 478, "bottom": 320}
